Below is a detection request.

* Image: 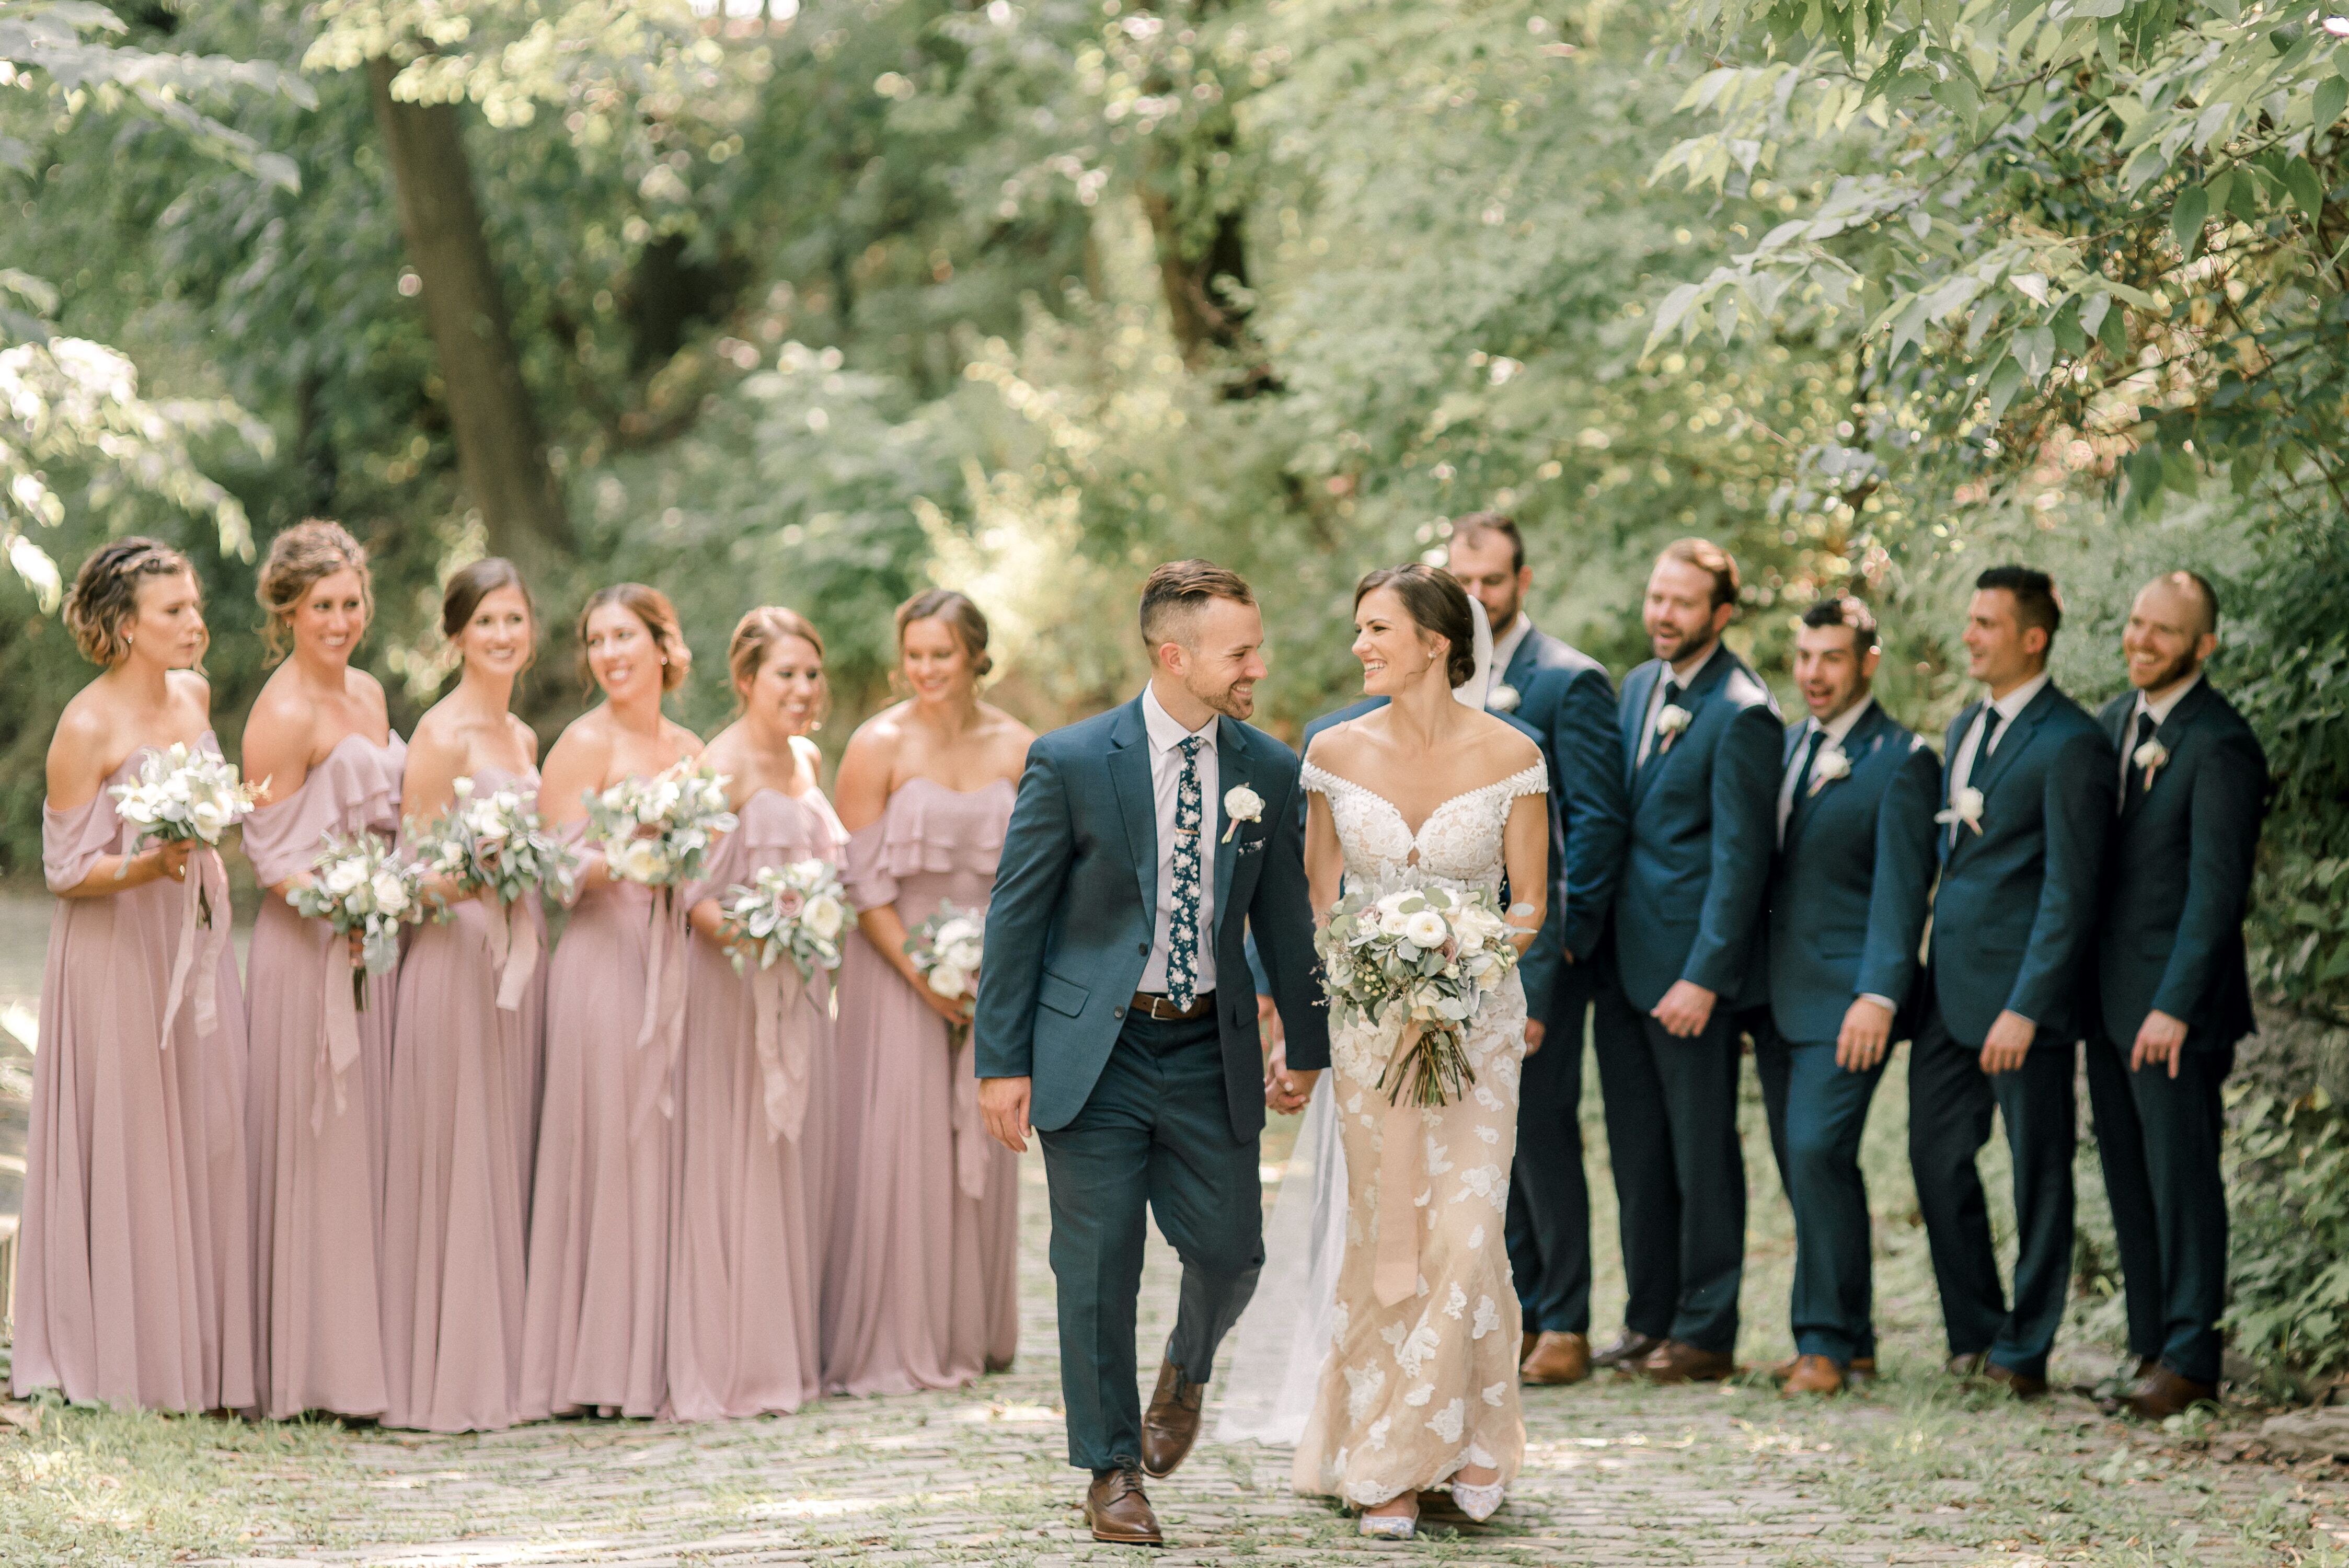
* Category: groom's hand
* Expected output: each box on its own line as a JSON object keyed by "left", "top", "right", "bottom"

{"left": 980, "top": 1076, "right": 1033, "bottom": 1154}
{"left": 1268, "top": 1067, "right": 1318, "bottom": 1115}
{"left": 1651, "top": 980, "right": 1717, "bottom": 1039}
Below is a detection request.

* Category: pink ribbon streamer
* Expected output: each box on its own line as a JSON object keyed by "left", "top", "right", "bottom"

{"left": 482, "top": 897, "right": 539, "bottom": 1011}
{"left": 632, "top": 891, "right": 690, "bottom": 1136}
{"left": 156, "top": 849, "right": 227, "bottom": 1051}
{"left": 751, "top": 963, "right": 823, "bottom": 1145}
{"left": 314, "top": 934, "right": 363, "bottom": 1134}
{"left": 1373, "top": 1022, "right": 1430, "bottom": 1309}
{"left": 949, "top": 1030, "right": 989, "bottom": 1201}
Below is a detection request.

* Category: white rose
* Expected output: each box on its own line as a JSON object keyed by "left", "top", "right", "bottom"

{"left": 1487, "top": 683, "right": 1521, "bottom": 714}
{"left": 928, "top": 963, "right": 971, "bottom": 999}
{"left": 804, "top": 894, "right": 845, "bottom": 940}
{"left": 1378, "top": 904, "right": 1416, "bottom": 938}
{"left": 613, "top": 838, "right": 666, "bottom": 883}
{"left": 452, "top": 777, "right": 474, "bottom": 799}
{"left": 371, "top": 870, "right": 411, "bottom": 916}
{"left": 947, "top": 939, "right": 984, "bottom": 970}
{"left": 324, "top": 859, "right": 369, "bottom": 897}
{"left": 1403, "top": 909, "right": 1450, "bottom": 949}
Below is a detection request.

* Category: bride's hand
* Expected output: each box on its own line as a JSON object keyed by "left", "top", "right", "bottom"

{"left": 1268, "top": 1066, "right": 1318, "bottom": 1115}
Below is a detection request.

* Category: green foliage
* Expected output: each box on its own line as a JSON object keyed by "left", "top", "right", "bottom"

{"left": 2225, "top": 1086, "right": 2349, "bottom": 1379}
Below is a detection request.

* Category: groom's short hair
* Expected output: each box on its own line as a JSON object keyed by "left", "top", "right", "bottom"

{"left": 1140, "top": 559, "right": 1255, "bottom": 653}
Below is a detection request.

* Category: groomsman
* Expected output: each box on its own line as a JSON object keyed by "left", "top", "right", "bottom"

{"left": 1595, "top": 537, "right": 1780, "bottom": 1382}
{"left": 1446, "top": 514, "right": 1628, "bottom": 1388}
{"left": 1755, "top": 597, "right": 1938, "bottom": 1396}
{"left": 2086, "top": 571, "right": 2267, "bottom": 1420}
{"left": 1913, "top": 566, "right": 2114, "bottom": 1398}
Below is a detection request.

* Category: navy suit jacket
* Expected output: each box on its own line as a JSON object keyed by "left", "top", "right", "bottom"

{"left": 1493, "top": 626, "right": 1629, "bottom": 1017}
{"left": 2093, "top": 679, "right": 2267, "bottom": 1050}
{"left": 975, "top": 695, "right": 1329, "bottom": 1142}
{"left": 1764, "top": 701, "right": 1941, "bottom": 1046}
{"left": 1610, "top": 645, "right": 1782, "bottom": 1012}
{"left": 1929, "top": 681, "right": 2115, "bottom": 1045}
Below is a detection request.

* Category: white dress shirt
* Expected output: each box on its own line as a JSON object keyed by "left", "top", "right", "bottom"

{"left": 1777, "top": 694, "right": 1875, "bottom": 841}
{"left": 1948, "top": 670, "right": 2051, "bottom": 806}
{"left": 2118, "top": 670, "right": 2202, "bottom": 794}
{"left": 1490, "top": 613, "right": 1534, "bottom": 691}
{"left": 1139, "top": 683, "right": 1219, "bottom": 995}
{"left": 1636, "top": 641, "right": 1722, "bottom": 766}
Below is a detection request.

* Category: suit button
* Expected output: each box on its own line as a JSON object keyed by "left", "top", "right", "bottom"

{"left": 1113, "top": 1005, "right": 1126, "bottom": 1019}
{"left": 1138, "top": 942, "right": 1149, "bottom": 955}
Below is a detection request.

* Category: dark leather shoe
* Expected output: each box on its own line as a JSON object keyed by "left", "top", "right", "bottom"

{"left": 1139, "top": 1360, "right": 1204, "bottom": 1479}
{"left": 1084, "top": 1467, "right": 1164, "bottom": 1546}
{"left": 1984, "top": 1362, "right": 2049, "bottom": 1400}
{"left": 2124, "top": 1365, "right": 2218, "bottom": 1421}
{"left": 1780, "top": 1354, "right": 1845, "bottom": 1397}
{"left": 1521, "top": 1331, "right": 1591, "bottom": 1386}
{"left": 1945, "top": 1351, "right": 1988, "bottom": 1379}
{"left": 1523, "top": 1330, "right": 1539, "bottom": 1365}
{"left": 1592, "top": 1329, "right": 1664, "bottom": 1370}
{"left": 1636, "top": 1340, "right": 1737, "bottom": 1383}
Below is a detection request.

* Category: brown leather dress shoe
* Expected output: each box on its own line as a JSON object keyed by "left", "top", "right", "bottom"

{"left": 1984, "top": 1362, "right": 2049, "bottom": 1400}
{"left": 1779, "top": 1354, "right": 1845, "bottom": 1396}
{"left": 1139, "top": 1360, "right": 1205, "bottom": 1479}
{"left": 1085, "top": 1467, "right": 1165, "bottom": 1547}
{"left": 1523, "top": 1330, "right": 1539, "bottom": 1365}
{"left": 1944, "top": 1351, "right": 1988, "bottom": 1379}
{"left": 1592, "top": 1329, "right": 1664, "bottom": 1370}
{"left": 1636, "top": 1340, "right": 1737, "bottom": 1383}
{"left": 1846, "top": 1356, "right": 1877, "bottom": 1387}
{"left": 2124, "top": 1365, "right": 2218, "bottom": 1421}
{"left": 1520, "top": 1331, "right": 1591, "bottom": 1386}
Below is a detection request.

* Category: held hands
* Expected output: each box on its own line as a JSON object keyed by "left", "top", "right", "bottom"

{"left": 979, "top": 1075, "right": 1032, "bottom": 1154}
{"left": 1523, "top": 1019, "right": 1547, "bottom": 1057}
{"left": 2131, "top": 1009, "right": 2190, "bottom": 1078}
{"left": 1978, "top": 1009, "right": 2036, "bottom": 1074}
{"left": 1651, "top": 979, "right": 1717, "bottom": 1039}
{"left": 1835, "top": 996, "right": 1894, "bottom": 1073}
{"left": 1268, "top": 1066, "right": 1319, "bottom": 1115}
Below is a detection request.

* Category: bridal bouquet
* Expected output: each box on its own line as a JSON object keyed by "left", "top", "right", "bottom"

{"left": 408, "top": 777, "right": 578, "bottom": 908}
{"left": 584, "top": 761, "right": 738, "bottom": 891}
{"left": 717, "top": 859, "right": 850, "bottom": 981}
{"left": 286, "top": 832, "right": 425, "bottom": 1009}
{"left": 904, "top": 901, "right": 986, "bottom": 1044}
{"left": 1315, "top": 885, "right": 1522, "bottom": 1108}
{"left": 109, "top": 743, "right": 265, "bottom": 923}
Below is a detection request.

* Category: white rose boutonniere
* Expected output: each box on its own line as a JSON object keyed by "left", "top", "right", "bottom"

{"left": 1936, "top": 786, "right": 1987, "bottom": 836}
{"left": 1655, "top": 703, "right": 1693, "bottom": 754}
{"left": 2133, "top": 736, "right": 2169, "bottom": 791}
{"left": 1487, "top": 683, "right": 1521, "bottom": 714}
{"left": 1807, "top": 747, "right": 1853, "bottom": 796}
{"left": 1221, "top": 782, "right": 1265, "bottom": 843}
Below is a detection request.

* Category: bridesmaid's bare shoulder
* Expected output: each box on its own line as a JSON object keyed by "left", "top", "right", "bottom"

{"left": 833, "top": 704, "right": 910, "bottom": 831}
{"left": 45, "top": 686, "right": 121, "bottom": 809}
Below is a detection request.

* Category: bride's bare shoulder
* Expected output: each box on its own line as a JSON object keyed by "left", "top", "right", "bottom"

{"left": 1302, "top": 717, "right": 1376, "bottom": 776}
{"left": 1467, "top": 711, "right": 1544, "bottom": 777}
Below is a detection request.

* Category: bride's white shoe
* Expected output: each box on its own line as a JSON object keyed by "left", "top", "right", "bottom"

{"left": 1358, "top": 1502, "right": 1419, "bottom": 1539}
{"left": 1450, "top": 1476, "right": 1505, "bottom": 1522}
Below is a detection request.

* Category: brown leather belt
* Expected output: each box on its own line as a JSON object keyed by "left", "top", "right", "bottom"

{"left": 1131, "top": 989, "right": 1216, "bottom": 1022}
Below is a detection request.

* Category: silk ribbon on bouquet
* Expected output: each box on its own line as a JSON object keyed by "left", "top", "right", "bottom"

{"left": 949, "top": 1030, "right": 988, "bottom": 1200}
{"left": 315, "top": 933, "right": 364, "bottom": 1134}
{"left": 157, "top": 847, "right": 229, "bottom": 1052}
{"left": 481, "top": 896, "right": 540, "bottom": 1012}
{"left": 1373, "top": 1020, "right": 1433, "bottom": 1308}
{"left": 750, "top": 962, "right": 825, "bottom": 1144}
{"left": 632, "top": 890, "right": 692, "bottom": 1136}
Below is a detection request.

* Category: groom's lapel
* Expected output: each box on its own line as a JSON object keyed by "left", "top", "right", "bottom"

{"left": 1106, "top": 697, "right": 1159, "bottom": 918}
{"left": 1212, "top": 717, "right": 1252, "bottom": 936}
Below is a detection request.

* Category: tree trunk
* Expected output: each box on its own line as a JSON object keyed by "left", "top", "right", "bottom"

{"left": 1136, "top": 134, "right": 1252, "bottom": 369}
{"left": 366, "top": 57, "right": 570, "bottom": 558}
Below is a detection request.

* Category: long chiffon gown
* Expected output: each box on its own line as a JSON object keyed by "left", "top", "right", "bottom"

{"left": 665, "top": 788, "right": 846, "bottom": 1419}
{"left": 379, "top": 764, "right": 549, "bottom": 1432}
{"left": 11, "top": 734, "right": 257, "bottom": 1413}
{"left": 241, "top": 732, "right": 404, "bottom": 1421}
{"left": 822, "top": 776, "right": 1019, "bottom": 1395}
{"left": 519, "top": 798, "right": 682, "bottom": 1421}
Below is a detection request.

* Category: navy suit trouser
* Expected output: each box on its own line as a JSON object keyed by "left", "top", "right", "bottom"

{"left": 1755, "top": 1022, "right": 1885, "bottom": 1365}
{"left": 1505, "top": 986, "right": 1594, "bottom": 1335}
{"left": 1592, "top": 979, "right": 1746, "bottom": 1354}
{"left": 2084, "top": 1031, "right": 2232, "bottom": 1386}
{"left": 1039, "top": 1006, "right": 1263, "bottom": 1472}
{"left": 1907, "top": 988, "right": 2076, "bottom": 1381}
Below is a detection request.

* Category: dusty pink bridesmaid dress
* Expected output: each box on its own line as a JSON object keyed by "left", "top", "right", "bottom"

{"left": 241, "top": 732, "right": 404, "bottom": 1421}
{"left": 822, "top": 777, "right": 1019, "bottom": 1396}
{"left": 519, "top": 800, "right": 682, "bottom": 1421}
{"left": 11, "top": 734, "right": 256, "bottom": 1413}
{"left": 664, "top": 788, "right": 846, "bottom": 1420}
{"left": 379, "top": 764, "right": 549, "bottom": 1433}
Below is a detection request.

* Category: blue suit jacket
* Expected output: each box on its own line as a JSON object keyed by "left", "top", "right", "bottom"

{"left": 975, "top": 695, "right": 1329, "bottom": 1142}
{"left": 1610, "top": 645, "right": 1783, "bottom": 1011}
{"left": 1764, "top": 701, "right": 1941, "bottom": 1046}
{"left": 2093, "top": 679, "right": 2267, "bottom": 1050}
{"left": 1493, "top": 626, "right": 1629, "bottom": 1018}
{"left": 1929, "top": 681, "right": 2115, "bottom": 1045}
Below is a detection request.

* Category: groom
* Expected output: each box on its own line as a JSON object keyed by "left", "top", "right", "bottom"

{"left": 975, "top": 559, "right": 1329, "bottom": 1547}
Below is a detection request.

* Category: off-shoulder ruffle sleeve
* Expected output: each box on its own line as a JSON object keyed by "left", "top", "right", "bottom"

{"left": 241, "top": 736, "right": 406, "bottom": 886}
{"left": 42, "top": 792, "right": 129, "bottom": 893}
{"left": 843, "top": 783, "right": 1006, "bottom": 913}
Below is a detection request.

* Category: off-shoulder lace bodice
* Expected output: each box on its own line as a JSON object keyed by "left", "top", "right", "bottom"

{"left": 1301, "top": 760, "right": 1546, "bottom": 898}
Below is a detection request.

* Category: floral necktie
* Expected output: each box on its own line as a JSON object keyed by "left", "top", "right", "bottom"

{"left": 1167, "top": 734, "right": 1205, "bottom": 1010}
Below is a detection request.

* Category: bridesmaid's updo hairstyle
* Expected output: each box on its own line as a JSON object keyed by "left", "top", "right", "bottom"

{"left": 441, "top": 557, "right": 537, "bottom": 672}
{"left": 63, "top": 537, "right": 197, "bottom": 668}
{"left": 728, "top": 606, "right": 829, "bottom": 721}
{"left": 257, "top": 519, "right": 372, "bottom": 663}
{"left": 895, "top": 588, "right": 993, "bottom": 678}
{"left": 575, "top": 582, "right": 690, "bottom": 693}
{"left": 1355, "top": 562, "right": 1478, "bottom": 690}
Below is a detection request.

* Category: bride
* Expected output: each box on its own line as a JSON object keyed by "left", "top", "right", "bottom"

{"left": 1286, "top": 563, "right": 1548, "bottom": 1538}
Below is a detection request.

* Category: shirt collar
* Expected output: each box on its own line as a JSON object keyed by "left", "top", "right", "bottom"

{"left": 1665, "top": 639, "right": 1722, "bottom": 690}
{"left": 1142, "top": 683, "right": 1218, "bottom": 756}
{"left": 1808, "top": 693, "right": 1875, "bottom": 749}
{"left": 1492, "top": 614, "right": 1533, "bottom": 678}
{"left": 1987, "top": 670, "right": 2051, "bottom": 723}
{"left": 2135, "top": 670, "right": 2202, "bottom": 727}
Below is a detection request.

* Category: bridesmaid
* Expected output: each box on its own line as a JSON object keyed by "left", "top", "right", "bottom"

{"left": 13, "top": 539, "right": 256, "bottom": 1413}
{"left": 239, "top": 521, "right": 401, "bottom": 1422}
{"left": 520, "top": 584, "right": 700, "bottom": 1421}
{"left": 668, "top": 608, "right": 846, "bottom": 1419}
{"left": 824, "top": 590, "right": 1032, "bottom": 1394}
{"left": 379, "top": 559, "right": 546, "bottom": 1433}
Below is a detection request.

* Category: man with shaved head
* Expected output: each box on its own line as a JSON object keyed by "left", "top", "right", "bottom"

{"left": 2086, "top": 570, "right": 2269, "bottom": 1421}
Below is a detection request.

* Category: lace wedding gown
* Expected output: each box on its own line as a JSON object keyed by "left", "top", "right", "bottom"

{"left": 1291, "top": 759, "right": 1546, "bottom": 1508}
